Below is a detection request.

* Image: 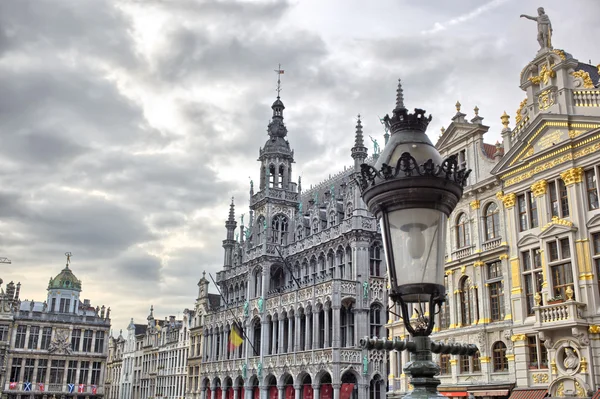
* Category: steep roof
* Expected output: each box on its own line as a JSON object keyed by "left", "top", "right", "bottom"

{"left": 48, "top": 264, "right": 82, "bottom": 291}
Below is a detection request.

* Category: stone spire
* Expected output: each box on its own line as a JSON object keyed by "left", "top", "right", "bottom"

{"left": 223, "top": 197, "right": 238, "bottom": 269}
{"left": 395, "top": 79, "right": 405, "bottom": 110}
{"left": 351, "top": 115, "right": 368, "bottom": 172}
{"left": 500, "top": 111, "right": 513, "bottom": 151}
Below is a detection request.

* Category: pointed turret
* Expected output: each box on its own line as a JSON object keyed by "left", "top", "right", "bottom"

{"left": 351, "top": 114, "right": 368, "bottom": 171}
{"left": 223, "top": 198, "right": 238, "bottom": 269}
{"left": 395, "top": 78, "right": 405, "bottom": 110}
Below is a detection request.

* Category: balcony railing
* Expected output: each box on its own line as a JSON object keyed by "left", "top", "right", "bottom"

{"left": 453, "top": 246, "right": 472, "bottom": 260}
{"left": 482, "top": 238, "right": 503, "bottom": 251}
{"left": 534, "top": 300, "right": 586, "bottom": 330}
{"left": 4, "top": 383, "right": 103, "bottom": 394}
{"left": 573, "top": 90, "right": 600, "bottom": 108}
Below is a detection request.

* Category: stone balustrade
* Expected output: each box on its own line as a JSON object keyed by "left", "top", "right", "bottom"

{"left": 534, "top": 300, "right": 586, "bottom": 330}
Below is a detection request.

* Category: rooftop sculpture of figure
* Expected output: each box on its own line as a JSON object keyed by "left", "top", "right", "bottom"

{"left": 520, "top": 7, "right": 553, "bottom": 50}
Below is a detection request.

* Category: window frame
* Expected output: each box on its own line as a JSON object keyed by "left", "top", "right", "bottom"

{"left": 547, "top": 237, "right": 574, "bottom": 300}
{"left": 585, "top": 168, "right": 599, "bottom": 210}
{"left": 526, "top": 335, "right": 549, "bottom": 370}
{"left": 522, "top": 248, "right": 543, "bottom": 315}
{"left": 492, "top": 341, "right": 508, "bottom": 372}
{"left": 456, "top": 213, "right": 470, "bottom": 249}
{"left": 486, "top": 261, "right": 505, "bottom": 322}
{"left": 484, "top": 202, "right": 500, "bottom": 241}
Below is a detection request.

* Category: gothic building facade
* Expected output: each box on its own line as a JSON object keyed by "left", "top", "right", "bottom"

{"left": 188, "top": 93, "right": 388, "bottom": 399}
{"left": 3, "top": 259, "right": 111, "bottom": 399}
{"left": 387, "top": 25, "right": 600, "bottom": 399}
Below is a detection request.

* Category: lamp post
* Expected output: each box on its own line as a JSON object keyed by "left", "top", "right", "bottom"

{"left": 357, "top": 80, "right": 478, "bottom": 399}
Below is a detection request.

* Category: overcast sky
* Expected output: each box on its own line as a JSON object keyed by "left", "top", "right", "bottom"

{"left": 1, "top": 0, "right": 598, "bottom": 334}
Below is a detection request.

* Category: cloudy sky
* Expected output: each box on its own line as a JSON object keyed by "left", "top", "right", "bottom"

{"left": 0, "top": 0, "right": 598, "bottom": 334}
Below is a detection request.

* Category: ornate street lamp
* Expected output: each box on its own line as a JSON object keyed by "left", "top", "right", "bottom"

{"left": 357, "top": 80, "right": 477, "bottom": 399}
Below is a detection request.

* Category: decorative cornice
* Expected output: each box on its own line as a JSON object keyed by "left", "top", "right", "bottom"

{"left": 511, "top": 334, "right": 527, "bottom": 342}
{"left": 531, "top": 180, "right": 547, "bottom": 197}
{"left": 496, "top": 191, "right": 516, "bottom": 208}
{"left": 473, "top": 261, "right": 484, "bottom": 268}
{"left": 499, "top": 254, "right": 509, "bottom": 260}
{"left": 588, "top": 325, "right": 600, "bottom": 334}
{"left": 560, "top": 167, "right": 584, "bottom": 186}
{"left": 541, "top": 216, "right": 574, "bottom": 231}
{"left": 479, "top": 356, "right": 491, "bottom": 364}
{"left": 470, "top": 200, "right": 480, "bottom": 210}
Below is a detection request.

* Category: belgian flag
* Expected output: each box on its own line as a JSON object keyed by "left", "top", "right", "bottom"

{"left": 228, "top": 321, "right": 244, "bottom": 351}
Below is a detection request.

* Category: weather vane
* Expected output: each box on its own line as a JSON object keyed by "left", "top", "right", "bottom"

{"left": 274, "top": 64, "right": 284, "bottom": 97}
{"left": 65, "top": 252, "right": 72, "bottom": 265}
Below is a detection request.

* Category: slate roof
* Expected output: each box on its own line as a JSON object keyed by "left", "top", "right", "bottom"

{"left": 576, "top": 62, "right": 600, "bottom": 87}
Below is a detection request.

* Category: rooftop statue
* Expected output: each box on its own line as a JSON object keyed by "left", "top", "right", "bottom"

{"left": 520, "top": 7, "right": 553, "bottom": 51}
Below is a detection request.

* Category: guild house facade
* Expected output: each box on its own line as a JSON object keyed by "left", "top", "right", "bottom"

{"left": 387, "top": 8, "right": 600, "bottom": 399}
{"left": 3, "top": 256, "right": 111, "bottom": 399}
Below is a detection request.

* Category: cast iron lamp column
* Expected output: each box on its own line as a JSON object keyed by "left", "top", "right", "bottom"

{"left": 357, "top": 80, "right": 477, "bottom": 399}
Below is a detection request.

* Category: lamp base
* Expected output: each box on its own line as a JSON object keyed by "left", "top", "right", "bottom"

{"left": 403, "top": 336, "right": 446, "bottom": 399}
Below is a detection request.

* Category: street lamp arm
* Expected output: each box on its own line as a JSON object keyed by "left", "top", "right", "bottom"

{"left": 430, "top": 341, "right": 479, "bottom": 356}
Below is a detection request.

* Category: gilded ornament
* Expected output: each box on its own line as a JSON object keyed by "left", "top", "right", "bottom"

{"left": 531, "top": 180, "right": 547, "bottom": 197}
{"left": 580, "top": 357, "right": 588, "bottom": 373}
{"left": 588, "top": 325, "right": 600, "bottom": 334}
{"left": 538, "top": 88, "right": 556, "bottom": 110}
{"left": 515, "top": 98, "right": 528, "bottom": 124}
{"left": 565, "top": 285, "right": 574, "bottom": 300}
{"left": 551, "top": 360, "right": 557, "bottom": 374}
{"left": 571, "top": 70, "right": 595, "bottom": 89}
{"left": 461, "top": 265, "right": 466, "bottom": 275}
{"left": 511, "top": 334, "right": 527, "bottom": 342}
{"left": 569, "top": 130, "right": 584, "bottom": 139}
{"left": 470, "top": 200, "right": 480, "bottom": 210}
{"left": 525, "top": 147, "right": 534, "bottom": 157}
{"left": 560, "top": 167, "right": 584, "bottom": 185}
{"left": 456, "top": 101, "right": 461, "bottom": 112}
{"left": 499, "top": 254, "right": 509, "bottom": 260}
{"left": 450, "top": 359, "right": 458, "bottom": 366}
{"left": 479, "top": 356, "right": 491, "bottom": 363}
{"left": 576, "top": 381, "right": 586, "bottom": 398}
{"left": 532, "top": 373, "right": 549, "bottom": 384}
{"left": 553, "top": 49, "right": 567, "bottom": 60}
{"left": 534, "top": 291, "right": 542, "bottom": 306}
{"left": 528, "top": 64, "right": 556, "bottom": 85}
{"left": 501, "top": 111, "right": 510, "bottom": 128}
{"left": 556, "top": 382, "right": 564, "bottom": 397}
{"left": 473, "top": 261, "right": 484, "bottom": 267}
{"left": 445, "top": 270, "right": 454, "bottom": 276}
{"left": 497, "top": 192, "right": 516, "bottom": 208}
{"left": 541, "top": 216, "right": 573, "bottom": 231}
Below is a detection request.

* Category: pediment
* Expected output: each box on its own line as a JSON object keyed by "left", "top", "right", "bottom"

{"left": 539, "top": 218, "right": 577, "bottom": 239}
{"left": 517, "top": 233, "right": 540, "bottom": 247}
{"left": 586, "top": 214, "right": 600, "bottom": 229}
{"left": 436, "top": 122, "right": 478, "bottom": 151}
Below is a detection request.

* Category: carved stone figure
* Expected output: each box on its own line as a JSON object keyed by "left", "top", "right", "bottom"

{"left": 95, "top": 306, "right": 100, "bottom": 316}
{"left": 106, "top": 307, "right": 111, "bottom": 319}
{"left": 563, "top": 347, "right": 580, "bottom": 371}
{"left": 363, "top": 281, "right": 369, "bottom": 299}
{"left": 369, "top": 136, "right": 381, "bottom": 155}
{"left": 258, "top": 297, "right": 264, "bottom": 312}
{"left": 257, "top": 362, "right": 263, "bottom": 378}
{"left": 242, "top": 363, "right": 247, "bottom": 379}
{"left": 363, "top": 355, "right": 368, "bottom": 374}
{"left": 520, "top": 7, "right": 553, "bottom": 50}
{"left": 30, "top": 300, "right": 35, "bottom": 311}
{"left": 244, "top": 300, "right": 249, "bottom": 317}
{"left": 48, "top": 329, "right": 72, "bottom": 354}
{"left": 42, "top": 301, "right": 48, "bottom": 312}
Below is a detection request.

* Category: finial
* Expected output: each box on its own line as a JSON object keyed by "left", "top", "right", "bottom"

{"left": 354, "top": 115, "right": 365, "bottom": 147}
{"left": 274, "top": 64, "right": 284, "bottom": 98}
{"left": 474, "top": 106, "right": 479, "bottom": 116}
{"left": 202, "top": 271, "right": 206, "bottom": 279}
{"left": 65, "top": 252, "right": 72, "bottom": 267}
{"left": 395, "top": 79, "right": 405, "bottom": 109}
{"left": 441, "top": 126, "right": 446, "bottom": 134}
{"left": 455, "top": 101, "right": 461, "bottom": 112}
{"left": 150, "top": 305, "right": 154, "bottom": 316}
{"left": 501, "top": 111, "right": 510, "bottom": 128}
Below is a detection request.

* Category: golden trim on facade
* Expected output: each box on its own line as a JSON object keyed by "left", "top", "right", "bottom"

{"left": 531, "top": 180, "right": 547, "bottom": 197}
{"left": 541, "top": 216, "right": 574, "bottom": 231}
{"left": 571, "top": 70, "right": 595, "bottom": 89}
{"left": 496, "top": 191, "right": 516, "bottom": 208}
{"left": 511, "top": 334, "right": 527, "bottom": 342}
{"left": 515, "top": 98, "right": 528, "bottom": 124}
{"left": 560, "top": 167, "right": 584, "bottom": 185}
{"left": 470, "top": 200, "right": 480, "bottom": 210}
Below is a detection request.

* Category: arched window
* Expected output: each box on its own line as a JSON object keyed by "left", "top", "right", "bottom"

{"left": 369, "top": 304, "right": 382, "bottom": 337}
{"left": 296, "top": 225, "right": 303, "bottom": 241}
{"left": 369, "top": 244, "right": 383, "bottom": 277}
{"left": 456, "top": 213, "right": 470, "bottom": 248}
{"left": 256, "top": 216, "right": 265, "bottom": 243}
{"left": 492, "top": 342, "right": 508, "bottom": 372}
{"left": 484, "top": 203, "right": 500, "bottom": 241}
{"left": 302, "top": 260, "right": 309, "bottom": 281}
{"left": 318, "top": 309, "right": 325, "bottom": 348}
{"left": 318, "top": 254, "right": 326, "bottom": 277}
{"left": 312, "top": 219, "right": 319, "bottom": 235}
{"left": 337, "top": 248, "right": 345, "bottom": 279}
{"left": 278, "top": 165, "right": 285, "bottom": 188}
{"left": 329, "top": 211, "right": 336, "bottom": 227}
{"left": 369, "top": 375, "right": 383, "bottom": 399}
{"left": 270, "top": 266, "right": 284, "bottom": 292}
{"left": 346, "top": 246, "right": 353, "bottom": 279}
{"left": 340, "top": 302, "right": 355, "bottom": 347}
{"left": 252, "top": 318, "right": 261, "bottom": 357}
{"left": 327, "top": 250, "right": 335, "bottom": 277}
{"left": 254, "top": 268, "right": 262, "bottom": 298}
{"left": 460, "top": 277, "right": 476, "bottom": 326}
{"left": 271, "top": 215, "right": 289, "bottom": 245}
{"left": 310, "top": 257, "right": 317, "bottom": 281}
{"left": 269, "top": 165, "right": 276, "bottom": 188}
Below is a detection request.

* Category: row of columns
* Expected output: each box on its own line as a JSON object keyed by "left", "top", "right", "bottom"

{"left": 199, "top": 383, "right": 346, "bottom": 399}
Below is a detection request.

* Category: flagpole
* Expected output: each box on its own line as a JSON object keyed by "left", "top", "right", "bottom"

{"left": 208, "top": 273, "right": 257, "bottom": 355}
{"left": 274, "top": 246, "right": 301, "bottom": 290}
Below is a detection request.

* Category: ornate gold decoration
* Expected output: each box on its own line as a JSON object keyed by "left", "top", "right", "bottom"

{"left": 541, "top": 216, "right": 574, "bottom": 231}
{"left": 534, "top": 291, "right": 542, "bottom": 306}
{"left": 588, "top": 325, "right": 600, "bottom": 334}
{"left": 450, "top": 359, "right": 458, "bottom": 366}
{"left": 461, "top": 265, "right": 466, "bottom": 275}
{"left": 551, "top": 360, "right": 557, "bottom": 374}
{"left": 441, "top": 126, "right": 446, "bottom": 135}
{"left": 445, "top": 270, "right": 454, "bottom": 276}
{"left": 474, "top": 106, "right": 479, "bottom": 116}
{"left": 571, "top": 70, "right": 595, "bottom": 89}
{"left": 479, "top": 356, "right": 491, "bottom": 363}
{"left": 556, "top": 382, "right": 565, "bottom": 397}
{"left": 525, "top": 147, "right": 534, "bottom": 157}
{"left": 531, "top": 180, "right": 548, "bottom": 197}
{"left": 532, "top": 373, "right": 549, "bottom": 384}
{"left": 576, "top": 381, "right": 586, "bottom": 398}
{"left": 496, "top": 191, "right": 516, "bottom": 208}
{"left": 506, "top": 354, "right": 515, "bottom": 361}
{"left": 473, "top": 261, "right": 484, "bottom": 267}
{"left": 501, "top": 111, "right": 510, "bottom": 128}
{"left": 515, "top": 98, "right": 528, "bottom": 124}
{"left": 470, "top": 200, "right": 480, "bottom": 210}
{"left": 569, "top": 130, "right": 584, "bottom": 139}
{"left": 529, "top": 64, "right": 556, "bottom": 85}
{"left": 560, "top": 167, "right": 584, "bottom": 185}
{"left": 565, "top": 285, "right": 574, "bottom": 300}
{"left": 504, "top": 314, "right": 513, "bottom": 320}
{"left": 538, "top": 88, "right": 555, "bottom": 110}
{"left": 553, "top": 49, "right": 567, "bottom": 60}
{"left": 597, "top": 64, "right": 600, "bottom": 75}
{"left": 511, "top": 334, "right": 527, "bottom": 342}
{"left": 581, "top": 357, "right": 588, "bottom": 373}
{"left": 510, "top": 258, "right": 521, "bottom": 290}
{"left": 456, "top": 101, "right": 461, "bottom": 112}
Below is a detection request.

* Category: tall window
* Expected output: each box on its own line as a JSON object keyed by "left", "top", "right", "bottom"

{"left": 329, "top": 211, "right": 336, "bottom": 227}
{"left": 71, "top": 329, "right": 82, "bottom": 352}
{"left": 518, "top": 191, "right": 538, "bottom": 231}
{"left": 484, "top": 202, "right": 500, "bottom": 240}
{"left": 327, "top": 251, "right": 335, "bottom": 278}
{"left": 79, "top": 361, "right": 90, "bottom": 384}
{"left": 369, "top": 375, "right": 382, "bottom": 399}
{"left": 40, "top": 327, "right": 52, "bottom": 350}
{"left": 0, "top": 325, "right": 8, "bottom": 342}
{"left": 346, "top": 246, "right": 353, "bottom": 279}
{"left": 529, "top": 192, "right": 538, "bottom": 228}
{"left": 95, "top": 331, "right": 105, "bottom": 353}
{"left": 296, "top": 225, "right": 303, "bottom": 241}
{"left": 59, "top": 298, "right": 71, "bottom": 313}
{"left": 492, "top": 342, "right": 508, "bottom": 372}
{"left": 460, "top": 278, "right": 477, "bottom": 326}
{"left": 50, "top": 360, "right": 65, "bottom": 384}
{"left": 439, "top": 354, "right": 451, "bottom": 375}
{"left": 439, "top": 276, "right": 450, "bottom": 330}
{"left": 586, "top": 169, "right": 599, "bottom": 210}
{"left": 522, "top": 248, "right": 543, "bottom": 315}
{"left": 36, "top": 359, "right": 48, "bottom": 384}
{"left": 23, "top": 358, "right": 35, "bottom": 382}
{"left": 278, "top": 165, "right": 284, "bottom": 189}
{"left": 256, "top": 216, "right": 265, "bottom": 243}
{"left": 518, "top": 194, "right": 528, "bottom": 231}
{"left": 549, "top": 238, "right": 574, "bottom": 299}
{"left": 91, "top": 361, "right": 102, "bottom": 385}
{"left": 527, "top": 336, "right": 548, "bottom": 369}
{"left": 460, "top": 352, "right": 480, "bottom": 374}
{"left": 10, "top": 358, "right": 22, "bottom": 382}
{"left": 312, "top": 219, "right": 319, "bottom": 235}
{"left": 82, "top": 330, "right": 93, "bottom": 352}
{"left": 318, "top": 310, "right": 325, "bottom": 348}
{"left": 370, "top": 244, "right": 383, "bottom": 277}
{"left": 15, "top": 325, "right": 26, "bottom": 348}
{"left": 548, "top": 180, "right": 569, "bottom": 218}
{"left": 67, "top": 360, "right": 77, "bottom": 383}
{"left": 487, "top": 261, "right": 504, "bottom": 321}
{"left": 337, "top": 248, "right": 345, "bottom": 279}
{"left": 593, "top": 233, "right": 600, "bottom": 292}
{"left": 369, "top": 304, "right": 382, "bottom": 337}
{"left": 341, "top": 303, "right": 355, "bottom": 347}
{"left": 271, "top": 215, "right": 289, "bottom": 245}
{"left": 268, "top": 165, "right": 275, "bottom": 188}
{"left": 456, "top": 213, "right": 469, "bottom": 248}
{"left": 252, "top": 319, "right": 261, "bottom": 356}
{"left": 28, "top": 326, "right": 40, "bottom": 349}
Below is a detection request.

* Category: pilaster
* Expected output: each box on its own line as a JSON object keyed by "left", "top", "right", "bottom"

{"left": 511, "top": 334, "right": 528, "bottom": 387}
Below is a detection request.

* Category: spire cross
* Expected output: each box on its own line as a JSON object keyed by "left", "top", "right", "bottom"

{"left": 65, "top": 252, "right": 72, "bottom": 265}
{"left": 274, "top": 64, "right": 284, "bottom": 98}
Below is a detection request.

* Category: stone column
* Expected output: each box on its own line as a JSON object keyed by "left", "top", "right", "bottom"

{"left": 287, "top": 316, "right": 293, "bottom": 353}
{"left": 261, "top": 386, "right": 269, "bottom": 399}
{"left": 233, "top": 388, "right": 239, "bottom": 399}
{"left": 312, "top": 309, "right": 320, "bottom": 349}
{"left": 201, "top": 387, "right": 207, "bottom": 399}
{"left": 497, "top": 191, "right": 517, "bottom": 321}
{"left": 271, "top": 318, "right": 277, "bottom": 355}
{"left": 278, "top": 385, "right": 285, "bottom": 399}
{"left": 304, "top": 314, "right": 311, "bottom": 351}
{"left": 312, "top": 385, "right": 321, "bottom": 399}
{"left": 294, "top": 314, "right": 301, "bottom": 352}
{"left": 278, "top": 316, "right": 285, "bottom": 354}
{"left": 324, "top": 306, "right": 330, "bottom": 347}
{"left": 511, "top": 334, "right": 528, "bottom": 387}
{"left": 294, "top": 385, "right": 301, "bottom": 399}
{"left": 222, "top": 387, "right": 228, "bottom": 399}
{"left": 332, "top": 383, "right": 341, "bottom": 399}
{"left": 332, "top": 306, "right": 341, "bottom": 348}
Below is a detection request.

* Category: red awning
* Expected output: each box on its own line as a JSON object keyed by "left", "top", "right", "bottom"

{"left": 471, "top": 390, "right": 509, "bottom": 397}
{"left": 592, "top": 391, "right": 600, "bottom": 399}
{"left": 440, "top": 392, "right": 469, "bottom": 397}
{"left": 508, "top": 389, "right": 547, "bottom": 399}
